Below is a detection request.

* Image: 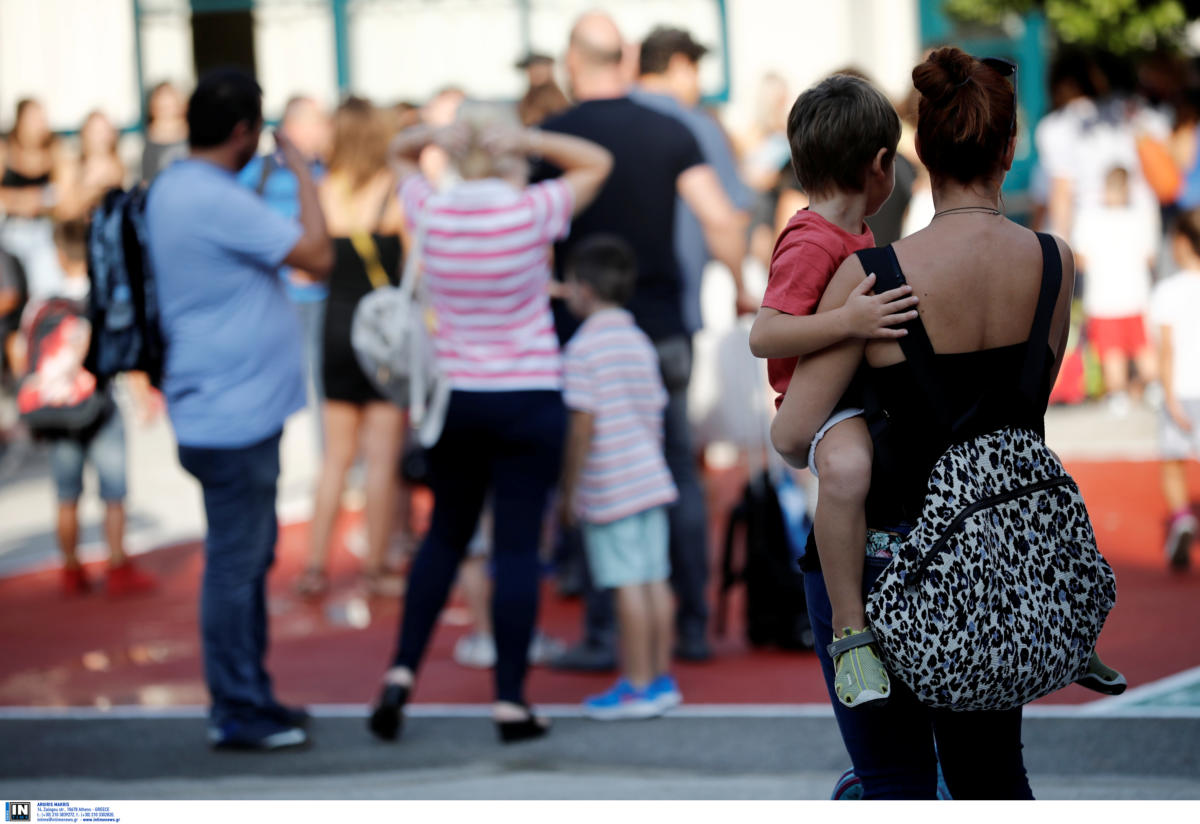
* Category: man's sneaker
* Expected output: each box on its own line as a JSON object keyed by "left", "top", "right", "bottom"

{"left": 106, "top": 561, "right": 157, "bottom": 598}
{"left": 645, "top": 674, "right": 682, "bottom": 712}
{"left": 264, "top": 702, "right": 312, "bottom": 728}
{"left": 830, "top": 627, "right": 890, "bottom": 709}
{"left": 61, "top": 566, "right": 91, "bottom": 597}
{"left": 208, "top": 717, "right": 308, "bottom": 750}
{"left": 453, "top": 633, "right": 497, "bottom": 669}
{"left": 1165, "top": 512, "right": 1196, "bottom": 570}
{"left": 583, "top": 679, "right": 662, "bottom": 721}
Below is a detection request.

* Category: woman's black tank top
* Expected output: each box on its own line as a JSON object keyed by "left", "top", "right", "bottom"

{"left": 860, "top": 234, "right": 1061, "bottom": 529}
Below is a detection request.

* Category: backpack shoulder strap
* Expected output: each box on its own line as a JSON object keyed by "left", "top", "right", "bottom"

{"left": 256, "top": 154, "right": 276, "bottom": 196}
{"left": 853, "top": 245, "right": 951, "bottom": 430}
{"left": 1022, "top": 233, "right": 1064, "bottom": 407}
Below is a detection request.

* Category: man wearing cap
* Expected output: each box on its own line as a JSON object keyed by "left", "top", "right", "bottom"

{"left": 516, "top": 51, "right": 570, "bottom": 127}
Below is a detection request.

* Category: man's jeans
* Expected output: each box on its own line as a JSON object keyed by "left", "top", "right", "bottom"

{"left": 178, "top": 431, "right": 283, "bottom": 725}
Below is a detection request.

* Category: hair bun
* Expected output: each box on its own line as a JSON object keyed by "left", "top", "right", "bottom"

{"left": 913, "top": 47, "right": 976, "bottom": 102}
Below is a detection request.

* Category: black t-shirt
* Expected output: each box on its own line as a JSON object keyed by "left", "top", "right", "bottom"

{"left": 535, "top": 97, "right": 704, "bottom": 343}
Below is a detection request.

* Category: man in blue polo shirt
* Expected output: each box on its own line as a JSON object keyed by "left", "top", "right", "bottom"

{"left": 238, "top": 97, "right": 330, "bottom": 450}
{"left": 146, "top": 69, "right": 333, "bottom": 751}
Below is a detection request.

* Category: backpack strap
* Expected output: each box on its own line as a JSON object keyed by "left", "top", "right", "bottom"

{"left": 853, "top": 246, "right": 952, "bottom": 431}
{"left": 1022, "top": 233, "right": 1064, "bottom": 408}
{"left": 255, "top": 154, "right": 277, "bottom": 196}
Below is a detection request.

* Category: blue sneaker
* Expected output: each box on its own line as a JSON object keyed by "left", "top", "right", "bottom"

{"left": 208, "top": 716, "right": 308, "bottom": 750}
{"left": 645, "top": 674, "right": 682, "bottom": 712}
{"left": 583, "top": 678, "right": 661, "bottom": 720}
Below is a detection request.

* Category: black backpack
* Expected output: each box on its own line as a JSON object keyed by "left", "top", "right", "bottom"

{"left": 86, "top": 186, "right": 165, "bottom": 386}
{"left": 717, "top": 469, "right": 815, "bottom": 651}
{"left": 16, "top": 298, "right": 107, "bottom": 432}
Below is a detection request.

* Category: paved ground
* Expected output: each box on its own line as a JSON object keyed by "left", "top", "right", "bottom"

{"left": 1, "top": 715, "right": 1197, "bottom": 800}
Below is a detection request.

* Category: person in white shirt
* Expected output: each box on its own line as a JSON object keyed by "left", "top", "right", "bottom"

{"left": 1150, "top": 208, "right": 1200, "bottom": 569}
{"left": 1074, "top": 166, "right": 1158, "bottom": 415}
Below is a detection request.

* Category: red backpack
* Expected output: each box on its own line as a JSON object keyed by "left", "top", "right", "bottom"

{"left": 17, "top": 298, "right": 107, "bottom": 432}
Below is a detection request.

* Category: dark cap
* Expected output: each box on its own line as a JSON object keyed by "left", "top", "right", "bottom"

{"left": 639, "top": 26, "right": 708, "bottom": 75}
{"left": 515, "top": 51, "right": 554, "bottom": 69}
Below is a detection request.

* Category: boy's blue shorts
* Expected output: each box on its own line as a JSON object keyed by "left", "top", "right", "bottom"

{"left": 582, "top": 506, "right": 670, "bottom": 589}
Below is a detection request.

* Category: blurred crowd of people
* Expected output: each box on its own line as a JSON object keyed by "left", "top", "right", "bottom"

{"left": 3, "top": 10, "right": 1200, "bottom": 752}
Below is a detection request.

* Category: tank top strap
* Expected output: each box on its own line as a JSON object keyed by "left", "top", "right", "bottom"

{"left": 1021, "top": 233, "right": 1063, "bottom": 409}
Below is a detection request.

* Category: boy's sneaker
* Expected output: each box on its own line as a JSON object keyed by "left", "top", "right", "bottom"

{"left": 106, "top": 561, "right": 157, "bottom": 598}
{"left": 208, "top": 717, "right": 308, "bottom": 751}
{"left": 829, "top": 627, "right": 890, "bottom": 710}
{"left": 61, "top": 566, "right": 91, "bottom": 597}
{"left": 583, "top": 679, "right": 662, "bottom": 721}
{"left": 1075, "top": 651, "right": 1127, "bottom": 695}
{"left": 1165, "top": 512, "right": 1196, "bottom": 570}
{"left": 645, "top": 674, "right": 683, "bottom": 712}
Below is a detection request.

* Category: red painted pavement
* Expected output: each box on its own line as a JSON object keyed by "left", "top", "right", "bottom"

{"left": 1, "top": 461, "right": 1198, "bottom": 710}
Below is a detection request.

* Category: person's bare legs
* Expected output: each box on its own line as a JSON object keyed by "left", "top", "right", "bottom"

{"left": 302, "top": 401, "right": 362, "bottom": 589}
{"left": 646, "top": 579, "right": 674, "bottom": 678}
{"left": 105, "top": 501, "right": 127, "bottom": 566}
{"left": 361, "top": 401, "right": 405, "bottom": 585}
{"left": 1163, "top": 459, "right": 1190, "bottom": 514}
{"left": 57, "top": 500, "right": 80, "bottom": 569}
{"left": 616, "top": 584, "right": 653, "bottom": 688}
{"left": 812, "top": 416, "right": 873, "bottom": 634}
{"left": 1102, "top": 351, "right": 1130, "bottom": 397}
{"left": 459, "top": 555, "right": 494, "bottom": 638}
{"left": 1134, "top": 345, "right": 1159, "bottom": 401}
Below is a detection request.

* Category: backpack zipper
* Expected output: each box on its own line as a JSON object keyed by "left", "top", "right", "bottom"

{"left": 908, "top": 475, "right": 1076, "bottom": 584}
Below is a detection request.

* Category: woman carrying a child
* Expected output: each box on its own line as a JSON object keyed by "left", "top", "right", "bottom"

{"left": 770, "top": 48, "right": 1080, "bottom": 799}
{"left": 366, "top": 104, "right": 612, "bottom": 745}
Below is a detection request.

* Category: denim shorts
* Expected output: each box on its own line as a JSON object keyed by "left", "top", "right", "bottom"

{"left": 49, "top": 405, "right": 127, "bottom": 502}
{"left": 582, "top": 506, "right": 670, "bottom": 589}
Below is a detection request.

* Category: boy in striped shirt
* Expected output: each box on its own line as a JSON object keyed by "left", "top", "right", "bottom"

{"left": 559, "top": 236, "right": 682, "bottom": 720}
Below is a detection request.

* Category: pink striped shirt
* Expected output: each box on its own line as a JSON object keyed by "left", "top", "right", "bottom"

{"left": 564, "top": 309, "right": 678, "bottom": 524}
{"left": 400, "top": 174, "right": 573, "bottom": 392}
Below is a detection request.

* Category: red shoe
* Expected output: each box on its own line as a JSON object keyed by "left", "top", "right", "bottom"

{"left": 106, "top": 561, "right": 158, "bottom": 597}
{"left": 61, "top": 566, "right": 92, "bottom": 597}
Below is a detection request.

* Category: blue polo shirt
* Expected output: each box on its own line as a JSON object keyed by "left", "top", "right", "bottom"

{"left": 629, "top": 89, "right": 754, "bottom": 333}
{"left": 147, "top": 158, "right": 305, "bottom": 448}
{"left": 237, "top": 154, "right": 327, "bottom": 303}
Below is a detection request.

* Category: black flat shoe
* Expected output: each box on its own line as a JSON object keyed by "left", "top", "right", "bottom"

{"left": 368, "top": 683, "right": 409, "bottom": 741}
{"left": 495, "top": 707, "right": 551, "bottom": 744}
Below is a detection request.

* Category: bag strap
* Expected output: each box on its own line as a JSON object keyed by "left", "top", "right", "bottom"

{"left": 348, "top": 231, "right": 391, "bottom": 291}
{"left": 854, "top": 246, "right": 952, "bottom": 431}
{"left": 1022, "top": 233, "right": 1063, "bottom": 408}
{"left": 255, "top": 154, "right": 277, "bottom": 196}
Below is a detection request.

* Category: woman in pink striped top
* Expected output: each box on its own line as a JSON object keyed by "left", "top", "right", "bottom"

{"left": 368, "top": 106, "right": 612, "bottom": 745}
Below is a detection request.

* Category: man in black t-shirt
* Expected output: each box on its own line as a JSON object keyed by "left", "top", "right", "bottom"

{"left": 539, "top": 11, "right": 747, "bottom": 665}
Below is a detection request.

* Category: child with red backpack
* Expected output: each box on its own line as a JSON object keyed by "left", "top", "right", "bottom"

{"left": 15, "top": 220, "right": 156, "bottom": 597}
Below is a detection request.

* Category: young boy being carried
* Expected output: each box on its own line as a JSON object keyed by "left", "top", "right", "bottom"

{"left": 749, "top": 73, "right": 914, "bottom": 709}
{"left": 559, "top": 236, "right": 682, "bottom": 720}
{"left": 751, "top": 74, "right": 1125, "bottom": 709}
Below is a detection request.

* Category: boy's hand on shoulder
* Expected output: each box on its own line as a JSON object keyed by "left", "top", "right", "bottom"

{"left": 840, "top": 273, "right": 919, "bottom": 340}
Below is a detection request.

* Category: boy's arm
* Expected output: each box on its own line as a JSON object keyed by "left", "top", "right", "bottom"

{"left": 748, "top": 273, "right": 918, "bottom": 359}
{"left": 1159, "top": 324, "right": 1192, "bottom": 432}
{"left": 557, "top": 409, "right": 595, "bottom": 527}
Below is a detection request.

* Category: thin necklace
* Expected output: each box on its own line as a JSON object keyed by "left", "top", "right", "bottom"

{"left": 932, "top": 205, "right": 1002, "bottom": 218}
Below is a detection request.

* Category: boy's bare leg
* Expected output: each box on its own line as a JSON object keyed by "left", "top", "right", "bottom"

{"left": 616, "top": 584, "right": 653, "bottom": 688}
{"left": 646, "top": 579, "right": 674, "bottom": 678}
{"left": 812, "top": 416, "right": 873, "bottom": 633}
{"left": 57, "top": 501, "right": 80, "bottom": 568}
{"left": 1163, "top": 459, "right": 1190, "bottom": 514}
{"left": 105, "top": 501, "right": 127, "bottom": 566}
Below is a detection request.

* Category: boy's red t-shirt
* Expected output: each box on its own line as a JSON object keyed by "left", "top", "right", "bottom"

{"left": 762, "top": 210, "right": 875, "bottom": 407}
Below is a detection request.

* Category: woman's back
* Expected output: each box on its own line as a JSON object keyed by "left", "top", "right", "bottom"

{"left": 862, "top": 219, "right": 1073, "bottom": 525}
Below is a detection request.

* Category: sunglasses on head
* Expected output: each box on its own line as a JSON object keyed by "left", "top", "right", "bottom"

{"left": 980, "top": 56, "right": 1018, "bottom": 135}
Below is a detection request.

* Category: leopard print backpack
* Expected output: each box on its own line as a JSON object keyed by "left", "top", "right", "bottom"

{"left": 855, "top": 237, "right": 1117, "bottom": 711}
